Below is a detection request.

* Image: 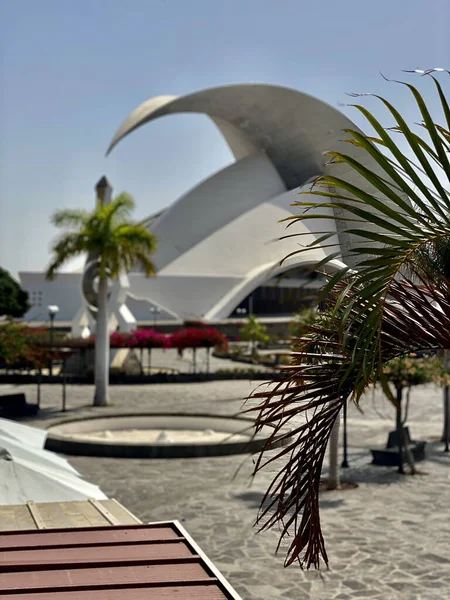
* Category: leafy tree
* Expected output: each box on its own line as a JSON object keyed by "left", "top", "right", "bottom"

{"left": 46, "top": 191, "right": 157, "bottom": 406}
{"left": 381, "top": 354, "right": 443, "bottom": 473}
{"left": 0, "top": 268, "right": 30, "bottom": 318}
{"left": 239, "top": 315, "right": 270, "bottom": 353}
{"left": 289, "top": 307, "right": 318, "bottom": 339}
{"left": 290, "top": 307, "right": 342, "bottom": 488}
{"left": 248, "top": 69, "right": 450, "bottom": 568}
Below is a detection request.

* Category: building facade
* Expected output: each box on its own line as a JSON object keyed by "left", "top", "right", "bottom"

{"left": 20, "top": 83, "right": 386, "bottom": 326}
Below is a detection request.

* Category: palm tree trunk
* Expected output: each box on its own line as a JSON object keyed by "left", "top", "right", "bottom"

{"left": 442, "top": 386, "right": 449, "bottom": 452}
{"left": 93, "top": 277, "right": 110, "bottom": 406}
{"left": 327, "top": 413, "right": 341, "bottom": 490}
{"left": 442, "top": 351, "right": 450, "bottom": 451}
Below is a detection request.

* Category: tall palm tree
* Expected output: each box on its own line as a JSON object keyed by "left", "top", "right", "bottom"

{"left": 249, "top": 69, "right": 450, "bottom": 568}
{"left": 46, "top": 191, "right": 157, "bottom": 406}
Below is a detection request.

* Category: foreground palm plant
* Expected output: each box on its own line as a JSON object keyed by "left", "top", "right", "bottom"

{"left": 46, "top": 190, "right": 157, "bottom": 406}
{"left": 249, "top": 69, "right": 450, "bottom": 568}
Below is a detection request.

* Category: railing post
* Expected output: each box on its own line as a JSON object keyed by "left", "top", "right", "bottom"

{"left": 341, "top": 397, "right": 349, "bottom": 468}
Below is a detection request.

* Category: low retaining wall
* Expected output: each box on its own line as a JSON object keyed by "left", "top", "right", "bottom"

{"left": 0, "top": 371, "right": 279, "bottom": 385}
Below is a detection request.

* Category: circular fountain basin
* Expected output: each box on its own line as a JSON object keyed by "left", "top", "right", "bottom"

{"left": 45, "top": 413, "right": 289, "bottom": 458}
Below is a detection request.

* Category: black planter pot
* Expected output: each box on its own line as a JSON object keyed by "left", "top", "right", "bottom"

{"left": 371, "top": 387, "right": 426, "bottom": 470}
{"left": 371, "top": 426, "right": 426, "bottom": 466}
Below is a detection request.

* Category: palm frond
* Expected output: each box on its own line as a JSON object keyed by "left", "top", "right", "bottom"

{"left": 249, "top": 275, "right": 450, "bottom": 568}
{"left": 47, "top": 192, "right": 157, "bottom": 279}
{"left": 51, "top": 209, "right": 91, "bottom": 229}
{"left": 45, "top": 233, "right": 88, "bottom": 279}
{"left": 250, "top": 70, "right": 450, "bottom": 569}
{"left": 103, "top": 193, "right": 135, "bottom": 223}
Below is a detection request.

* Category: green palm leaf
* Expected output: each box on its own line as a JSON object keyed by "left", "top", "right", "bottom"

{"left": 250, "top": 70, "right": 450, "bottom": 568}
{"left": 46, "top": 192, "right": 157, "bottom": 281}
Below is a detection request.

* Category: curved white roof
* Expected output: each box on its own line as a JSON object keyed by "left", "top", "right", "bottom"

{"left": 104, "top": 84, "right": 389, "bottom": 320}
{"left": 108, "top": 83, "right": 367, "bottom": 191}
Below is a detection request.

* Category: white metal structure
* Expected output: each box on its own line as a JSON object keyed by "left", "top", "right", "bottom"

{"left": 0, "top": 419, "right": 107, "bottom": 504}
{"left": 20, "top": 83, "right": 386, "bottom": 324}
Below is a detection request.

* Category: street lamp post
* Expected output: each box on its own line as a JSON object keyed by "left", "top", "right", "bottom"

{"left": 236, "top": 307, "right": 247, "bottom": 345}
{"left": 48, "top": 305, "right": 59, "bottom": 380}
{"left": 150, "top": 305, "right": 161, "bottom": 328}
{"left": 148, "top": 306, "right": 161, "bottom": 375}
{"left": 341, "top": 397, "right": 349, "bottom": 468}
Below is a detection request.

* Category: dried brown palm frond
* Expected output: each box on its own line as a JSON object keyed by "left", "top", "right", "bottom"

{"left": 248, "top": 69, "right": 450, "bottom": 569}
{"left": 247, "top": 275, "right": 450, "bottom": 569}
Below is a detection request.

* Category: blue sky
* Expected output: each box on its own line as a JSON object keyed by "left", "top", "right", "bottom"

{"left": 1, "top": 0, "right": 448, "bottom": 278}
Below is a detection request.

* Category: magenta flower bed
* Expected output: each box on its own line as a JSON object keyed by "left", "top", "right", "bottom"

{"left": 171, "top": 327, "right": 227, "bottom": 350}
{"left": 110, "top": 329, "right": 170, "bottom": 349}
{"left": 87, "top": 327, "right": 228, "bottom": 351}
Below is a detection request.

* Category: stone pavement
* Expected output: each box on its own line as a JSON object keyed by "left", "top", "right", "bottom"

{"left": 12, "top": 380, "right": 450, "bottom": 600}
{"left": 124, "top": 347, "right": 268, "bottom": 374}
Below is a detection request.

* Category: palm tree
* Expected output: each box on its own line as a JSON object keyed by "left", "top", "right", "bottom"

{"left": 46, "top": 189, "right": 157, "bottom": 406}
{"left": 248, "top": 69, "right": 450, "bottom": 569}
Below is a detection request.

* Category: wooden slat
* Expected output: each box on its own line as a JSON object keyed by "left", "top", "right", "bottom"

{"left": 0, "top": 526, "right": 179, "bottom": 550}
{"left": 57, "top": 501, "right": 110, "bottom": 529}
{"left": 0, "top": 500, "right": 141, "bottom": 532}
{"left": 0, "top": 541, "right": 194, "bottom": 568}
{"left": 27, "top": 502, "right": 47, "bottom": 530}
{"left": 88, "top": 499, "right": 122, "bottom": 525}
{"left": 14, "top": 506, "right": 36, "bottom": 531}
{"left": 4, "top": 583, "right": 228, "bottom": 599}
{"left": 0, "top": 505, "right": 35, "bottom": 531}
{"left": 0, "top": 563, "right": 212, "bottom": 592}
{"left": 40, "top": 501, "right": 109, "bottom": 528}
{"left": 31, "top": 502, "right": 77, "bottom": 529}
{"left": 100, "top": 498, "right": 143, "bottom": 524}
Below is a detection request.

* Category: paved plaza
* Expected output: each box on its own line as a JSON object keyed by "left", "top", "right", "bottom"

{"left": 11, "top": 374, "right": 450, "bottom": 600}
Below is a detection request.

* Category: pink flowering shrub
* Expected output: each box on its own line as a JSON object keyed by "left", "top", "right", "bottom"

{"left": 171, "top": 327, "right": 228, "bottom": 351}
{"left": 0, "top": 322, "right": 68, "bottom": 368}
{"left": 110, "top": 329, "right": 171, "bottom": 349}
{"left": 128, "top": 329, "right": 171, "bottom": 349}
{"left": 62, "top": 327, "right": 227, "bottom": 351}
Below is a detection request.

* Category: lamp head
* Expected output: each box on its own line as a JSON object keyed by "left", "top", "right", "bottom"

{"left": 48, "top": 305, "right": 59, "bottom": 317}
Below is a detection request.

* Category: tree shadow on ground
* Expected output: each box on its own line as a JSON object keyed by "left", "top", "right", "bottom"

{"left": 233, "top": 491, "right": 267, "bottom": 509}
{"left": 344, "top": 466, "right": 405, "bottom": 485}
{"left": 234, "top": 490, "right": 345, "bottom": 511}
{"left": 422, "top": 440, "right": 450, "bottom": 465}
{"left": 16, "top": 404, "right": 96, "bottom": 424}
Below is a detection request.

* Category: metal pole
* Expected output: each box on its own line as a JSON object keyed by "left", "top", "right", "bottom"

{"left": 62, "top": 359, "right": 67, "bottom": 412}
{"left": 49, "top": 314, "right": 54, "bottom": 381}
{"left": 396, "top": 387, "right": 405, "bottom": 474}
{"left": 443, "top": 350, "right": 450, "bottom": 452}
{"left": 37, "top": 368, "right": 41, "bottom": 410}
{"left": 444, "top": 386, "right": 449, "bottom": 453}
{"left": 341, "top": 397, "right": 349, "bottom": 468}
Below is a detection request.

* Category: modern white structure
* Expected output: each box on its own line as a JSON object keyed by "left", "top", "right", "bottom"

{"left": 20, "top": 83, "right": 387, "bottom": 325}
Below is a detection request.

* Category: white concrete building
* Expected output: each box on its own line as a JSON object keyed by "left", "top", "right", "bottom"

{"left": 20, "top": 83, "right": 385, "bottom": 325}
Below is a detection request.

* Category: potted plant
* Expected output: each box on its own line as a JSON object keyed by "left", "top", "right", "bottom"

{"left": 371, "top": 354, "right": 442, "bottom": 473}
